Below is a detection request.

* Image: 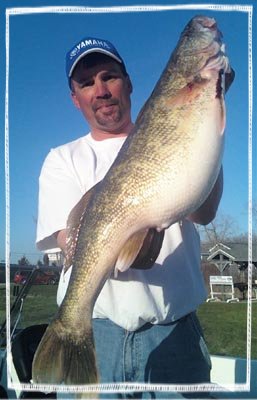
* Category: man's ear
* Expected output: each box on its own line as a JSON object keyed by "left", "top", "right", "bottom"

{"left": 126, "top": 76, "right": 133, "bottom": 94}
{"left": 71, "top": 91, "right": 81, "bottom": 110}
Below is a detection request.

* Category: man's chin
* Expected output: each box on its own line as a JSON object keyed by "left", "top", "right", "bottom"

{"left": 96, "top": 116, "right": 121, "bottom": 130}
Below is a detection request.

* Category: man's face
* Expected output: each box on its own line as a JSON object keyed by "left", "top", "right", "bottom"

{"left": 71, "top": 58, "right": 133, "bottom": 135}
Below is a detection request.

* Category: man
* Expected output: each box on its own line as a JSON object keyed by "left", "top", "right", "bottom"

{"left": 36, "top": 37, "right": 223, "bottom": 398}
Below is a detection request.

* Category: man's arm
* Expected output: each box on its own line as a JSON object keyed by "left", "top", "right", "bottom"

{"left": 55, "top": 229, "right": 68, "bottom": 254}
{"left": 187, "top": 167, "right": 223, "bottom": 226}
{"left": 36, "top": 148, "right": 83, "bottom": 252}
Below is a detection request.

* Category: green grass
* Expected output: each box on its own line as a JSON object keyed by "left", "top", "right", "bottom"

{"left": 1, "top": 284, "right": 256, "bottom": 359}
{"left": 197, "top": 302, "right": 257, "bottom": 359}
{"left": 21, "top": 285, "right": 59, "bottom": 326}
{"left": 0, "top": 284, "right": 58, "bottom": 328}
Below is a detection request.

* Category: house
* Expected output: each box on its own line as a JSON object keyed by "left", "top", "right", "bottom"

{"left": 201, "top": 242, "right": 257, "bottom": 298}
{"left": 45, "top": 248, "right": 63, "bottom": 267}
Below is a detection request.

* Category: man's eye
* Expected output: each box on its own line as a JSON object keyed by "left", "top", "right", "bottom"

{"left": 103, "top": 74, "right": 117, "bottom": 82}
{"left": 80, "top": 80, "right": 94, "bottom": 87}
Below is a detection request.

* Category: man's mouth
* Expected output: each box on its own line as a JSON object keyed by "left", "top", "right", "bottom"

{"left": 98, "top": 104, "right": 115, "bottom": 111}
{"left": 94, "top": 100, "right": 118, "bottom": 113}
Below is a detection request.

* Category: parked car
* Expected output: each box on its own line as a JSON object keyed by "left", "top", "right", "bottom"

{"left": 14, "top": 269, "right": 59, "bottom": 285}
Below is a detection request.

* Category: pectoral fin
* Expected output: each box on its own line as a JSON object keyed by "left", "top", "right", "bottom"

{"left": 65, "top": 183, "right": 164, "bottom": 276}
{"left": 114, "top": 230, "right": 148, "bottom": 276}
{"left": 114, "top": 228, "right": 164, "bottom": 277}
{"left": 131, "top": 228, "right": 164, "bottom": 270}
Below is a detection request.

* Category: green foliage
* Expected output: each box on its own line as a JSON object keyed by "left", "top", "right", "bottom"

{"left": 17, "top": 255, "right": 30, "bottom": 266}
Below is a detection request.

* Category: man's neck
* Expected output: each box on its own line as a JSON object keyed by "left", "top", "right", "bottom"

{"left": 91, "top": 122, "right": 134, "bottom": 141}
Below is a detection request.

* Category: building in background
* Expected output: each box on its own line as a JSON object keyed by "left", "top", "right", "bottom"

{"left": 201, "top": 242, "right": 257, "bottom": 300}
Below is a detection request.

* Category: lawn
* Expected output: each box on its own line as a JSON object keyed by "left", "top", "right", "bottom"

{"left": 0, "top": 284, "right": 256, "bottom": 359}
{"left": 0, "top": 283, "right": 58, "bottom": 329}
{"left": 197, "top": 301, "right": 257, "bottom": 359}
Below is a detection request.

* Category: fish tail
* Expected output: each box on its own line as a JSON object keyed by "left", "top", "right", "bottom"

{"left": 32, "top": 320, "right": 98, "bottom": 385}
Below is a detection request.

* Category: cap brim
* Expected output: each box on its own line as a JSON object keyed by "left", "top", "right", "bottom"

{"left": 68, "top": 49, "right": 122, "bottom": 78}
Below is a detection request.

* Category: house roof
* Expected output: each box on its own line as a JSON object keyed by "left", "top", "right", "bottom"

{"left": 201, "top": 242, "right": 257, "bottom": 262}
{"left": 207, "top": 248, "right": 235, "bottom": 262}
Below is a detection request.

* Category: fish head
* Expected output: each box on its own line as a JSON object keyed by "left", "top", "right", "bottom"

{"left": 172, "top": 15, "right": 232, "bottom": 80}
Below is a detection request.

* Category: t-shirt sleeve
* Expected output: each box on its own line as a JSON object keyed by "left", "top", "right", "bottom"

{"left": 36, "top": 148, "right": 84, "bottom": 251}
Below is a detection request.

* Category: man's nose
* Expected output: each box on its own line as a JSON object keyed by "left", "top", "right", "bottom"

{"left": 95, "top": 80, "right": 111, "bottom": 99}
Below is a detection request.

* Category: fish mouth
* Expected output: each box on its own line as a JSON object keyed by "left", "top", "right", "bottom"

{"left": 190, "top": 16, "right": 231, "bottom": 75}
{"left": 204, "top": 44, "right": 231, "bottom": 73}
{"left": 175, "top": 15, "right": 233, "bottom": 83}
{"left": 194, "top": 15, "right": 223, "bottom": 42}
{"left": 180, "top": 15, "right": 223, "bottom": 61}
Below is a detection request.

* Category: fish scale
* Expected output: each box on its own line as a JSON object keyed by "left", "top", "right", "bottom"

{"left": 32, "top": 15, "right": 234, "bottom": 390}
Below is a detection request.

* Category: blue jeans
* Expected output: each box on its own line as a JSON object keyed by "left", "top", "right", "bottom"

{"left": 57, "top": 312, "right": 211, "bottom": 399}
{"left": 94, "top": 313, "right": 211, "bottom": 398}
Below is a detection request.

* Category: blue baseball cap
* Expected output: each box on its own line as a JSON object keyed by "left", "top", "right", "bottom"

{"left": 66, "top": 37, "right": 125, "bottom": 87}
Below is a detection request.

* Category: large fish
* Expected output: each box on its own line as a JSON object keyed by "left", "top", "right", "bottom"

{"left": 32, "top": 15, "right": 234, "bottom": 386}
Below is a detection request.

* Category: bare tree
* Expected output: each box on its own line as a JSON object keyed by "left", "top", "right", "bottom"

{"left": 197, "top": 211, "right": 238, "bottom": 245}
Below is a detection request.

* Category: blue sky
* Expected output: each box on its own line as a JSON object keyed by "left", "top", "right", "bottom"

{"left": 0, "top": 0, "right": 256, "bottom": 264}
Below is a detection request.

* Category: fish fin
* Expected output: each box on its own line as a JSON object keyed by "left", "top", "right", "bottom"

{"left": 64, "top": 182, "right": 101, "bottom": 273}
{"left": 114, "top": 230, "right": 148, "bottom": 276}
{"left": 114, "top": 228, "right": 164, "bottom": 277}
{"left": 32, "top": 320, "right": 98, "bottom": 385}
{"left": 130, "top": 228, "right": 165, "bottom": 270}
{"left": 224, "top": 67, "right": 235, "bottom": 94}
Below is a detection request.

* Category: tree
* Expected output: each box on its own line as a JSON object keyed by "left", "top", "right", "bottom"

{"left": 197, "top": 211, "right": 238, "bottom": 245}
{"left": 17, "top": 255, "right": 30, "bottom": 266}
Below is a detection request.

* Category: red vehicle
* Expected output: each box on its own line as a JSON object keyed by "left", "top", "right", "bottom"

{"left": 14, "top": 269, "right": 59, "bottom": 285}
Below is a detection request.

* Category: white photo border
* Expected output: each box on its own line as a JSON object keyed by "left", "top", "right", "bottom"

{"left": 5, "top": 3, "right": 253, "bottom": 396}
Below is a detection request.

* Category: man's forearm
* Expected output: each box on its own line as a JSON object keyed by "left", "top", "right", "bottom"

{"left": 55, "top": 229, "right": 67, "bottom": 254}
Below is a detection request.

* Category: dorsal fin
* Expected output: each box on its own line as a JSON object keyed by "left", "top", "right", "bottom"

{"left": 64, "top": 183, "right": 100, "bottom": 273}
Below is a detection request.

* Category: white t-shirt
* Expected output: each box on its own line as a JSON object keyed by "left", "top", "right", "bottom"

{"left": 36, "top": 133, "right": 207, "bottom": 331}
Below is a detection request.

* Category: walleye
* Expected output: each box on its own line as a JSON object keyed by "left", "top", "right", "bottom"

{"left": 32, "top": 15, "right": 234, "bottom": 386}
